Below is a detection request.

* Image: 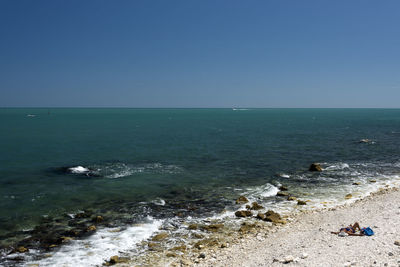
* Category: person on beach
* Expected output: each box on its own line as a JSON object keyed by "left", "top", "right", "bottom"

{"left": 331, "top": 222, "right": 364, "bottom": 236}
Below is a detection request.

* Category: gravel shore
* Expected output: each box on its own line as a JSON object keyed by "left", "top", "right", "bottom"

{"left": 185, "top": 187, "right": 400, "bottom": 267}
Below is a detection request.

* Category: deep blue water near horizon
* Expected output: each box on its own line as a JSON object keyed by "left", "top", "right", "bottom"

{"left": 1, "top": 108, "right": 400, "bottom": 254}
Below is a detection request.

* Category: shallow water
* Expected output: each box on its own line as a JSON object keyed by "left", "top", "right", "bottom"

{"left": 1, "top": 108, "right": 400, "bottom": 265}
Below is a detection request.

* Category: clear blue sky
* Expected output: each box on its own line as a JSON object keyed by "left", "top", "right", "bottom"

{"left": 1, "top": 0, "right": 399, "bottom": 108}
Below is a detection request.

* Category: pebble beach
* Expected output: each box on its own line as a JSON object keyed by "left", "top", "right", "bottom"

{"left": 161, "top": 187, "right": 400, "bottom": 267}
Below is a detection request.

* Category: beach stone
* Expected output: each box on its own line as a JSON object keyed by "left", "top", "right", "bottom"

{"left": 16, "top": 246, "right": 28, "bottom": 253}
{"left": 297, "top": 200, "right": 307, "bottom": 205}
{"left": 105, "top": 255, "right": 129, "bottom": 265}
{"left": 276, "top": 191, "right": 289, "bottom": 197}
{"left": 148, "top": 242, "right": 161, "bottom": 251}
{"left": 309, "top": 163, "right": 322, "bottom": 172}
{"left": 287, "top": 196, "right": 297, "bottom": 201}
{"left": 235, "top": 196, "right": 249, "bottom": 204}
{"left": 301, "top": 252, "right": 308, "bottom": 259}
{"left": 152, "top": 232, "right": 169, "bottom": 241}
{"left": 194, "top": 238, "right": 219, "bottom": 249}
{"left": 239, "top": 222, "right": 258, "bottom": 234}
{"left": 198, "top": 253, "right": 206, "bottom": 259}
{"left": 345, "top": 194, "right": 353, "bottom": 199}
{"left": 235, "top": 210, "right": 252, "bottom": 217}
{"left": 250, "top": 202, "right": 264, "bottom": 210}
{"left": 200, "top": 224, "right": 224, "bottom": 232}
{"left": 166, "top": 252, "right": 177, "bottom": 257}
{"left": 283, "top": 255, "right": 294, "bottom": 263}
{"left": 170, "top": 245, "right": 187, "bottom": 252}
{"left": 256, "top": 212, "right": 266, "bottom": 220}
{"left": 192, "top": 233, "right": 204, "bottom": 239}
{"left": 264, "top": 210, "right": 286, "bottom": 224}
{"left": 188, "top": 224, "right": 198, "bottom": 230}
{"left": 394, "top": 240, "right": 400, "bottom": 246}
{"left": 279, "top": 185, "right": 288, "bottom": 191}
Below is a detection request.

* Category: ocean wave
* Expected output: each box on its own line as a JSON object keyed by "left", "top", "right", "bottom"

{"left": 324, "top": 163, "right": 350, "bottom": 171}
{"left": 28, "top": 217, "right": 163, "bottom": 267}
{"left": 58, "top": 162, "right": 183, "bottom": 179}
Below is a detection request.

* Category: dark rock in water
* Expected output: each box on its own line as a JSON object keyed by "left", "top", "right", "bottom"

{"left": 235, "top": 210, "right": 252, "bottom": 217}
{"left": 297, "top": 200, "right": 307, "bottom": 205}
{"left": 276, "top": 191, "right": 289, "bottom": 197}
{"left": 245, "top": 204, "right": 251, "bottom": 210}
{"left": 345, "top": 194, "right": 352, "bottom": 199}
{"left": 92, "top": 215, "right": 104, "bottom": 223}
{"left": 15, "top": 246, "right": 28, "bottom": 253}
{"left": 309, "top": 163, "right": 323, "bottom": 172}
{"left": 287, "top": 196, "right": 297, "bottom": 201}
{"left": 86, "top": 225, "right": 96, "bottom": 232}
{"left": 279, "top": 185, "right": 288, "bottom": 191}
{"left": 264, "top": 210, "right": 286, "bottom": 224}
{"left": 352, "top": 182, "right": 361, "bottom": 186}
{"left": 250, "top": 202, "right": 264, "bottom": 210}
{"left": 236, "top": 196, "right": 249, "bottom": 204}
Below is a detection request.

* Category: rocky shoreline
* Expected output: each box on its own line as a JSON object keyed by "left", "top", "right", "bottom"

{"left": 114, "top": 184, "right": 400, "bottom": 267}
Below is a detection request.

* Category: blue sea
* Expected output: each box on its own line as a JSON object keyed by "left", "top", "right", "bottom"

{"left": 1, "top": 108, "right": 400, "bottom": 266}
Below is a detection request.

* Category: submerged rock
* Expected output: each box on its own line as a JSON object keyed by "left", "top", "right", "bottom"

{"left": 287, "top": 196, "right": 297, "bottom": 201}
{"left": 309, "top": 163, "right": 323, "bottom": 172}
{"left": 235, "top": 210, "right": 252, "bottom": 217}
{"left": 352, "top": 182, "right": 361, "bottom": 185}
{"left": 345, "top": 194, "right": 353, "bottom": 199}
{"left": 369, "top": 180, "right": 377, "bottom": 183}
{"left": 235, "top": 196, "right": 249, "bottom": 204}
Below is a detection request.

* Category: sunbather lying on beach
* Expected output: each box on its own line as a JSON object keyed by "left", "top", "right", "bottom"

{"left": 331, "top": 222, "right": 364, "bottom": 236}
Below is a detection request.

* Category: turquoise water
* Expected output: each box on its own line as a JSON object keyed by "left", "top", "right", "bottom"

{"left": 1, "top": 108, "right": 400, "bottom": 263}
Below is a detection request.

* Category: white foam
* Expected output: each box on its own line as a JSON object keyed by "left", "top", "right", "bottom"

{"left": 68, "top": 166, "right": 90, "bottom": 174}
{"left": 324, "top": 163, "right": 349, "bottom": 171}
{"left": 246, "top": 183, "right": 279, "bottom": 199}
{"left": 151, "top": 198, "right": 166, "bottom": 206}
{"left": 29, "top": 217, "right": 163, "bottom": 267}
